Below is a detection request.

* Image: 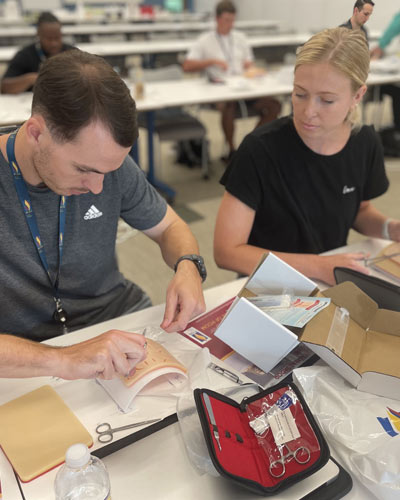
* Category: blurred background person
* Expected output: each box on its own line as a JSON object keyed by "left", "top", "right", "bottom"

{"left": 370, "top": 11, "right": 400, "bottom": 135}
{"left": 183, "top": 0, "right": 281, "bottom": 162}
{"left": 339, "top": 0, "right": 374, "bottom": 43}
{"left": 1, "top": 11, "right": 74, "bottom": 94}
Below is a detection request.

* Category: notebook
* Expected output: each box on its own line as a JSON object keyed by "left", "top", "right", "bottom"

{"left": 369, "top": 242, "right": 400, "bottom": 283}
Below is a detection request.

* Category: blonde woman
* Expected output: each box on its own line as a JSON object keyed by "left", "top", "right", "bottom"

{"left": 214, "top": 27, "right": 400, "bottom": 285}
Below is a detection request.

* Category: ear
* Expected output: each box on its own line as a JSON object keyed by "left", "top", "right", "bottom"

{"left": 353, "top": 84, "right": 367, "bottom": 106}
{"left": 25, "top": 115, "right": 47, "bottom": 146}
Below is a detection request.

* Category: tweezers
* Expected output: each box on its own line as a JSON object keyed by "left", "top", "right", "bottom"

{"left": 364, "top": 252, "right": 400, "bottom": 267}
{"left": 209, "top": 362, "right": 245, "bottom": 385}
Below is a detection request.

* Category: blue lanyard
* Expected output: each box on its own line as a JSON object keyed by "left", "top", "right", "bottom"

{"left": 216, "top": 32, "right": 234, "bottom": 67}
{"left": 35, "top": 42, "right": 47, "bottom": 62}
{"left": 6, "top": 131, "right": 68, "bottom": 327}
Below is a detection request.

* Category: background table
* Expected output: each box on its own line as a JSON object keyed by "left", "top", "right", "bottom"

{"left": 0, "top": 19, "right": 282, "bottom": 44}
{"left": 0, "top": 33, "right": 314, "bottom": 63}
{"left": 1, "top": 64, "right": 400, "bottom": 200}
{"left": 1, "top": 60, "right": 399, "bottom": 201}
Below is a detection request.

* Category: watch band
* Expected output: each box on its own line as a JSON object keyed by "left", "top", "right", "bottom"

{"left": 174, "top": 254, "right": 207, "bottom": 282}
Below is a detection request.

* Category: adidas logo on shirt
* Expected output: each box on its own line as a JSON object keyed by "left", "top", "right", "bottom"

{"left": 84, "top": 205, "right": 103, "bottom": 220}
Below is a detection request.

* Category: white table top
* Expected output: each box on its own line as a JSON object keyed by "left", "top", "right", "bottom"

{"left": 0, "top": 33, "right": 313, "bottom": 62}
{"left": 1, "top": 63, "right": 400, "bottom": 126}
{"left": 0, "top": 72, "right": 292, "bottom": 126}
{"left": 0, "top": 238, "right": 393, "bottom": 499}
{"left": 0, "top": 72, "right": 293, "bottom": 126}
{"left": 0, "top": 19, "right": 282, "bottom": 39}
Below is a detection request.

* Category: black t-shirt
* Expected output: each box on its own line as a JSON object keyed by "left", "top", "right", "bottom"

{"left": 220, "top": 116, "right": 389, "bottom": 254}
{"left": 2, "top": 42, "right": 74, "bottom": 90}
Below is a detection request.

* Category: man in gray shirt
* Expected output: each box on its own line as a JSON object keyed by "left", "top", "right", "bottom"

{"left": 0, "top": 49, "right": 206, "bottom": 379}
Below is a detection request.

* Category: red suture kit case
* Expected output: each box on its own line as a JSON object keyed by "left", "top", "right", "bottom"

{"left": 194, "top": 381, "right": 330, "bottom": 495}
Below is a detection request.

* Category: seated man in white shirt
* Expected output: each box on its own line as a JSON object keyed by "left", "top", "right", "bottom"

{"left": 183, "top": 0, "right": 281, "bottom": 162}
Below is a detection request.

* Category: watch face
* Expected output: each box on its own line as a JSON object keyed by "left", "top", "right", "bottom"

{"left": 175, "top": 254, "right": 206, "bottom": 282}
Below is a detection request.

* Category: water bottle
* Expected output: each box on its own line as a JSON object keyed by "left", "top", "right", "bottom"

{"left": 133, "top": 65, "right": 145, "bottom": 100}
{"left": 54, "top": 443, "right": 111, "bottom": 500}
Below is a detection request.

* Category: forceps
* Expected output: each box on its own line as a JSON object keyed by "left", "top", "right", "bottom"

{"left": 364, "top": 252, "right": 400, "bottom": 267}
{"left": 269, "top": 444, "right": 311, "bottom": 478}
{"left": 96, "top": 418, "right": 161, "bottom": 443}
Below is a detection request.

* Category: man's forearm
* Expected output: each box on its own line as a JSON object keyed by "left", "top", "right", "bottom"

{"left": 0, "top": 330, "right": 147, "bottom": 380}
{"left": 1, "top": 73, "right": 38, "bottom": 94}
{"left": 158, "top": 218, "right": 200, "bottom": 268}
{"left": 0, "top": 334, "right": 59, "bottom": 378}
{"left": 144, "top": 206, "right": 200, "bottom": 268}
{"left": 183, "top": 59, "right": 217, "bottom": 72}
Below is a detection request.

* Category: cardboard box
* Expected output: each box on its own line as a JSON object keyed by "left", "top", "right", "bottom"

{"left": 215, "top": 253, "right": 400, "bottom": 400}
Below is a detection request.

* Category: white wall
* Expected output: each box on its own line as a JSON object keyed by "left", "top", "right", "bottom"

{"left": 195, "top": 0, "right": 399, "bottom": 33}
{"left": 193, "top": 0, "right": 215, "bottom": 15}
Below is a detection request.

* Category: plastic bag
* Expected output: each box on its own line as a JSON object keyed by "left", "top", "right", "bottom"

{"left": 245, "top": 388, "right": 320, "bottom": 478}
{"left": 293, "top": 364, "right": 400, "bottom": 500}
{"left": 176, "top": 349, "right": 259, "bottom": 477}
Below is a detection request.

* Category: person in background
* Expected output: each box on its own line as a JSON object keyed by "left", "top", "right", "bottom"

{"left": 214, "top": 27, "right": 400, "bottom": 286}
{"left": 1, "top": 11, "right": 74, "bottom": 94}
{"left": 370, "top": 11, "right": 400, "bottom": 132}
{"left": 183, "top": 0, "right": 281, "bottom": 162}
{"left": 340, "top": 0, "right": 374, "bottom": 43}
{"left": 0, "top": 50, "right": 206, "bottom": 349}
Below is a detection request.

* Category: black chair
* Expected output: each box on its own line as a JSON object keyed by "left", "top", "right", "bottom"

{"left": 136, "top": 65, "right": 209, "bottom": 180}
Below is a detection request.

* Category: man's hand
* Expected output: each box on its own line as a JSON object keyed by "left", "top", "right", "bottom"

{"left": 54, "top": 330, "right": 147, "bottom": 380}
{"left": 243, "top": 66, "right": 265, "bottom": 78}
{"left": 212, "top": 59, "right": 229, "bottom": 71}
{"left": 1, "top": 72, "right": 38, "bottom": 94}
{"left": 161, "top": 260, "right": 206, "bottom": 332}
{"left": 370, "top": 46, "right": 383, "bottom": 60}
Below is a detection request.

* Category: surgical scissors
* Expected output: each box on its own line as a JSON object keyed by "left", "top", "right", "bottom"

{"left": 269, "top": 444, "right": 311, "bottom": 478}
{"left": 96, "top": 418, "right": 161, "bottom": 443}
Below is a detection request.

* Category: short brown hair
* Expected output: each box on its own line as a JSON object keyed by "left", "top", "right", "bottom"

{"left": 37, "top": 11, "right": 60, "bottom": 27}
{"left": 32, "top": 49, "right": 138, "bottom": 147}
{"left": 216, "top": 0, "right": 236, "bottom": 17}
{"left": 354, "top": 0, "right": 374, "bottom": 9}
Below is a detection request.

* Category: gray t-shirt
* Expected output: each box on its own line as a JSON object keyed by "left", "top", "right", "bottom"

{"left": 0, "top": 151, "right": 167, "bottom": 341}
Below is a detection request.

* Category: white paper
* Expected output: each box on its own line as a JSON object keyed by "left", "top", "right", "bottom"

{"left": 268, "top": 408, "right": 300, "bottom": 445}
{"left": 215, "top": 297, "right": 299, "bottom": 374}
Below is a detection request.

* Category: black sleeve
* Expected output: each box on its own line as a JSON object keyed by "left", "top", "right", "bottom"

{"left": 362, "top": 126, "right": 389, "bottom": 201}
{"left": 220, "top": 133, "right": 267, "bottom": 211}
{"left": 2, "top": 47, "right": 36, "bottom": 79}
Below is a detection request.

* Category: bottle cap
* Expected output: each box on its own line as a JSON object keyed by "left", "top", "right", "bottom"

{"left": 65, "top": 443, "right": 90, "bottom": 469}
